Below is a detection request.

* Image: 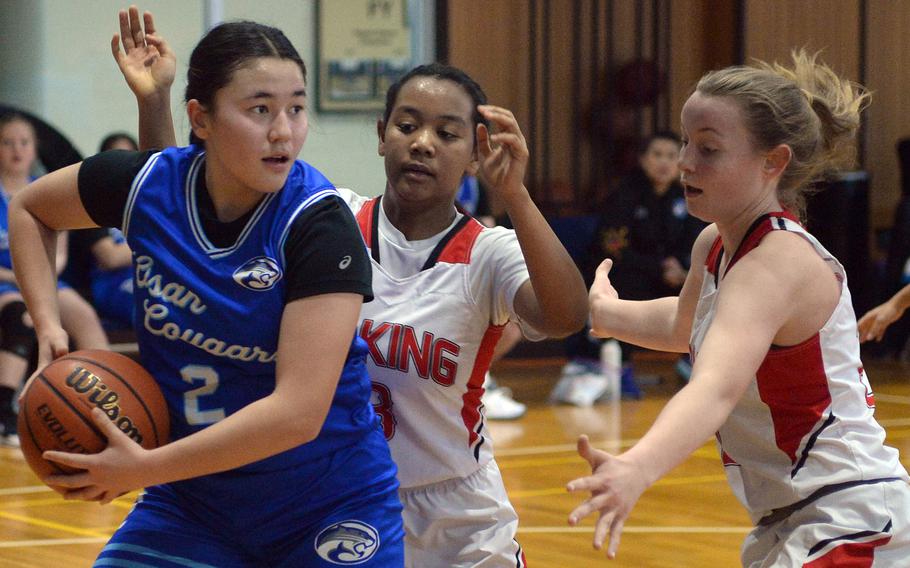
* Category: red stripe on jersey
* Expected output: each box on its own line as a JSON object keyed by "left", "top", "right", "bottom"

{"left": 461, "top": 323, "right": 506, "bottom": 447}
{"left": 438, "top": 217, "right": 484, "bottom": 265}
{"left": 756, "top": 334, "right": 832, "bottom": 464}
{"left": 725, "top": 211, "right": 800, "bottom": 276}
{"left": 803, "top": 536, "right": 891, "bottom": 567}
{"left": 705, "top": 236, "right": 724, "bottom": 276}
{"left": 355, "top": 197, "right": 379, "bottom": 248}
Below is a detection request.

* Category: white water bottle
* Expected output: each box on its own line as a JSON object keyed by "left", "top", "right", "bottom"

{"left": 600, "top": 339, "right": 622, "bottom": 403}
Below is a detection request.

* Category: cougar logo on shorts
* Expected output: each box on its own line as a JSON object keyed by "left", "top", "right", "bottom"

{"left": 314, "top": 520, "right": 380, "bottom": 564}
{"left": 233, "top": 256, "right": 282, "bottom": 291}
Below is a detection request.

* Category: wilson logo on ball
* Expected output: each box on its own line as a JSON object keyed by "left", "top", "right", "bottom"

{"left": 64, "top": 366, "right": 145, "bottom": 444}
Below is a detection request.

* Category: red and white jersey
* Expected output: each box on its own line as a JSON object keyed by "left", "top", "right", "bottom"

{"left": 690, "top": 212, "right": 909, "bottom": 523}
{"left": 339, "top": 189, "right": 540, "bottom": 488}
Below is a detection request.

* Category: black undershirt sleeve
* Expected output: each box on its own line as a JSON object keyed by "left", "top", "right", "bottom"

{"left": 77, "top": 149, "right": 157, "bottom": 228}
{"left": 282, "top": 196, "right": 372, "bottom": 303}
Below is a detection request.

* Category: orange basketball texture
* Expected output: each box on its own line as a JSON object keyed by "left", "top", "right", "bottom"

{"left": 17, "top": 349, "right": 170, "bottom": 480}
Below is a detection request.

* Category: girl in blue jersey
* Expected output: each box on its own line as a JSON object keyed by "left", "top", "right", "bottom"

{"left": 9, "top": 14, "right": 404, "bottom": 568}
{"left": 0, "top": 114, "right": 110, "bottom": 447}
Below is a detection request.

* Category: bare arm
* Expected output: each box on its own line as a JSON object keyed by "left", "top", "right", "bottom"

{"left": 91, "top": 237, "right": 133, "bottom": 270}
{"left": 478, "top": 106, "right": 587, "bottom": 337}
{"left": 568, "top": 233, "right": 824, "bottom": 557}
{"left": 9, "top": 164, "right": 99, "bottom": 365}
{"left": 43, "top": 292, "right": 362, "bottom": 500}
{"left": 55, "top": 231, "right": 69, "bottom": 275}
{"left": 588, "top": 224, "right": 717, "bottom": 352}
{"left": 858, "top": 283, "right": 910, "bottom": 342}
{"left": 112, "top": 6, "right": 177, "bottom": 149}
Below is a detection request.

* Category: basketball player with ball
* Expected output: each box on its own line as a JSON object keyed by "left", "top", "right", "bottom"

{"left": 8, "top": 12, "right": 404, "bottom": 568}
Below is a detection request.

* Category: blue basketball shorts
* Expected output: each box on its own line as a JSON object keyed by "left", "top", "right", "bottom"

{"left": 94, "top": 428, "right": 405, "bottom": 567}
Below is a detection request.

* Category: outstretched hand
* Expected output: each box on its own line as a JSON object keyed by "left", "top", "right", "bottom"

{"left": 590, "top": 258, "right": 620, "bottom": 303}
{"left": 42, "top": 408, "right": 151, "bottom": 504}
{"left": 111, "top": 6, "right": 175, "bottom": 101}
{"left": 567, "top": 435, "right": 649, "bottom": 559}
{"left": 476, "top": 105, "right": 529, "bottom": 202}
{"left": 857, "top": 301, "right": 903, "bottom": 343}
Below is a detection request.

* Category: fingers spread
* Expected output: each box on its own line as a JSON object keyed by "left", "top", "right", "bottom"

{"left": 129, "top": 6, "right": 145, "bottom": 47}
{"left": 143, "top": 11, "right": 156, "bottom": 36}
{"left": 111, "top": 34, "right": 123, "bottom": 61}
{"left": 607, "top": 518, "right": 625, "bottom": 558}
{"left": 118, "top": 10, "right": 133, "bottom": 50}
{"left": 593, "top": 511, "right": 612, "bottom": 549}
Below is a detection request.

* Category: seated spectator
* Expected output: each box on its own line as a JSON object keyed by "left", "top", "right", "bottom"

{"left": 552, "top": 131, "right": 705, "bottom": 406}
{"left": 79, "top": 133, "right": 138, "bottom": 331}
{"left": 0, "top": 114, "right": 109, "bottom": 446}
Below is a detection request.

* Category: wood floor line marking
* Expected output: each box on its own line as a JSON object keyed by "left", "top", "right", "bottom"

{"left": 509, "top": 474, "right": 729, "bottom": 499}
{"left": 0, "top": 536, "right": 110, "bottom": 548}
{"left": 0, "top": 486, "right": 52, "bottom": 497}
{"left": 875, "top": 393, "right": 910, "bottom": 405}
{"left": 0, "top": 511, "right": 109, "bottom": 538}
{"left": 496, "top": 438, "right": 652, "bottom": 457}
{"left": 518, "top": 525, "right": 752, "bottom": 534}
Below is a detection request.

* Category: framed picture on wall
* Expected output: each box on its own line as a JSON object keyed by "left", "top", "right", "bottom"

{"left": 315, "top": 0, "right": 421, "bottom": 113}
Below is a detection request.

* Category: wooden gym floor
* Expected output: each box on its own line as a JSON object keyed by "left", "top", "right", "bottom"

{"left": 1, "top": 355, "right": 909, "bottom": 567}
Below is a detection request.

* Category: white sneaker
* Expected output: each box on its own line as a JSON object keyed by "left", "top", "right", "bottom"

{"left": 2, "top": 433, "right": 19, "bottom": 448}
{"left": 482, "top": 386, "right": 527, "bottom": 420}
{"left": 550, "top": 360, "right": 610, "bottom": 407}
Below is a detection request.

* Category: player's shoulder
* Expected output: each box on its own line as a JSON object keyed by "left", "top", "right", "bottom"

{"left": 334, "top": 187, "right": 372, "bottom": 215}
{"left": 689, "top": 223, "right": 720, "bottom": 267}
{"left": 471, "top": 223, "right": 520, "bottom": 264}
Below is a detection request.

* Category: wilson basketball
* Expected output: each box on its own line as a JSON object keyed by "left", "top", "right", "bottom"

{"left": 17, "top": 349, "right": 170, "bottom": 480}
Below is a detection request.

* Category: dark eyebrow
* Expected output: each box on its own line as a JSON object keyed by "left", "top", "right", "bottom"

{"left": 247, "top": 89, "right": 307, "bottom": 100}
{"left": 397, "top": 105, "right": 468, "bottom": 126}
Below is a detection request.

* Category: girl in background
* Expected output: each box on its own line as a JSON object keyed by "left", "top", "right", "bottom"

{"left": 0, "top": 113, "right": 108, "bottom": 447}
{"left": 569, "top": 51, "right": 910, "bottom": 565}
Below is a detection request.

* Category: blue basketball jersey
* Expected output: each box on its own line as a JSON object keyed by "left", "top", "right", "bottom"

{"left": 123, "top": 146, "right": 378, "bottom": 471}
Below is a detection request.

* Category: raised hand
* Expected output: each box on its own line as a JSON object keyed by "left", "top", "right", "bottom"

{"left": 567, "top": 435, "right": 649, "bottom": 559}
{"left": 43, "top": 408, "right": 151, "bottom": 504}
{"left": 476, "top": 105, "right": 529, "bottom": 202}
{"left": 111, "top": 6, "right": 175, "bottom": 101}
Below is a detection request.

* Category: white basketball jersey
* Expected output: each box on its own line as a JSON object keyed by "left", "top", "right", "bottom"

{"left": 339, "top": 188, "right": 536, "bottom": 488}
{"left": 691, "top": 212, "right": 909, "bottom": 522}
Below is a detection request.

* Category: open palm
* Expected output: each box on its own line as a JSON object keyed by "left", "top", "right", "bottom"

{"left": 111, "top": 6, "right": 175, "bottom": 99}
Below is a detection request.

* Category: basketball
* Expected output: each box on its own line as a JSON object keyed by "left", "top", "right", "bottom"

{"left": 16, "top": 349, "right": 169, "bottom": 480}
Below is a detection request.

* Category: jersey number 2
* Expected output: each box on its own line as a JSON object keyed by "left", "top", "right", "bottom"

{"left": 181, "top": 365, "right": 226, "bottom": 425}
